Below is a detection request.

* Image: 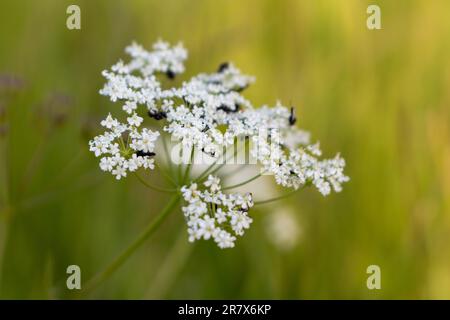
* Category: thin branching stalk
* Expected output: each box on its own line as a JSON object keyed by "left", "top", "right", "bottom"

{"left": 182, "top": 148, "right": 195, "bottom": 184}
{"left": 161, "top": 136, "right": 174, "bottom": 177}
{"left": 223, "top": 164, "right": 247, "bottom": 179}
{"left": 254, "top": 184, "right": 309, "bottom": 206}
{"left": 177, "top": 160, "right": 183, "bottom": 185}
{"left": 154, "top": 162, "right": 177, "bottom": 187}
{"left": 134, "top": 173, "right": 177, "bottom": 193}
{"left": 144, "top": 227, "right": 194, "bottom": 299}
{"left": 222, "top": 172, "right": 264, "bottom": 190}
{"left": 194, "top": 160, "right": 219, "bottom": 183}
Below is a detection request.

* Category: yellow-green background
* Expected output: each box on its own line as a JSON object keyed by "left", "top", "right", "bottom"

{"left": 1, "top": 0, "right": 449, "bottom": 299}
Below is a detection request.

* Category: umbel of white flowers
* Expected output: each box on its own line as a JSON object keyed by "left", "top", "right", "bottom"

{"left": 88, "top": 40, "right": 349, "bottom": 249}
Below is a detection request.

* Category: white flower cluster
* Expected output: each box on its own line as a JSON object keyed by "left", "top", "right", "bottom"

{"left": 162, "top": 63, "right": 254, "bottom": 156}
{"left": 239, "top": 104, "right": 350, "bottom": 195}
{"left": 181, "top": 175, "right": 254, "bottom": 249}
{"left": 99, "top": 40, "right": 187, "bottom": 104}
{"left": 89, "top": 39, "right": 350, "bottom": 248}
{"left": 88, "top": 112, "right": 159, "bottom": 179}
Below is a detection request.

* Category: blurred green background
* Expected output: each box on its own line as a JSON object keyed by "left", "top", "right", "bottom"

{"left": 1, "top": 0, "right": 450, "bottom": 299}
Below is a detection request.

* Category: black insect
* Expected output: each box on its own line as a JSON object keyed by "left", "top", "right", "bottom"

{"left": 217, "top": 104, "right": 240, "bottom": 113}
{"left": 136, "top": 150, "right": 156, "bottom": 157}
{"left": 148, "top": 110, "right": 167, "bottom": 120}
{"left": 208, "top": 80, "right": 222, "bottom": 85}
{"left": 217, "top": 62, "right": 229, "bottom": 73}
{"left": 217, "top": 105, "right": 231, "bottom": 112}
{"left": 166, "top": 70, "right": 176, "bottom": 80}
{"left": 288, "top": 107, "right": 297, "bottom": 126}
{"left": 201, "top": 147, "right": 216, "bottom": 157}
{"left": 201, "top": 125, "right": 210, "bottom": 133}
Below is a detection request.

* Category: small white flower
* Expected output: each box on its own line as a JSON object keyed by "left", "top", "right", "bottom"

{"left": 236, "top": 192, "right": 253, "bottom": 210}
{"left": 214, "top": 230, "right": 236, "bottom": 249}
{"left": 127, "top": 112, "right": 143, "bottom": 127}
{"left": 99, "top": 157, "right": 115, "bottom": 172}
{"left": 215, "top": 208, "right": 227, "bottom": 224}
{"left": 125, "top": 154, "right": 143, "bottom": 172}
{"left": 89, "top": 139, "right": 108, "bottom": 157}
{"left": 230, "top": 211, "right": 252, "bottom": 236}
{"left": 181, "top": 183, "right": 199, "bottom": 201}
{"left": 132, "top": 128, "right": 159, "bottom": 153}
{"left": 101, "top": 113, "right": 118, "bottom": 129}
{"left": 109, "top": 143, "right": 120, "bottom": 156}
{"left": 141, "top": 157, "right": 155, "bottom": 170}
{"left": 204, "top": 175, "right": 221, "bottom": 192}
{"left": 123, "top": 101, "right": 137, "bottom": 114}
{"left": 197, "top": 215, "right": 217, "bottom": 240}
{"left": 112, "top": 165, "right": 127, "bottom": 180}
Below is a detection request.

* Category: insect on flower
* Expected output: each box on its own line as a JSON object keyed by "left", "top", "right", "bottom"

{"left": 288, "top": 106, "right": 297, "bottom": 126}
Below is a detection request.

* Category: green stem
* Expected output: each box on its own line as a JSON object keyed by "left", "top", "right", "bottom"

{"left": 194, "top": 160, "right": 219, "bottom": 183}
{"left": 254, "top": 184, "right": 308, "bottom": 205}
{"left": 181, "top": 148, "right": 194, "bottom": 185}
{"left": 80, "top": 194, "right": 180, "bottom": 296}
{"left": 161, "top": 136, "right": 174, "bottom": 176}
{"left": 154, "top": 162, "right": 177, "bottom": 187}
{"left": 204, "top": 162, "right": 226, "bottom": 180}
{"left": 224, "top": 164, "right": 247, "bottom": 178}
{"left": 222, "top": 172, "right": 264, "bottom": 190}
{"left": 144, "top": 226, "right": 194, "bottom": 298}
{"left": 177, "top": 159, "right": 183, "bottom": 185}
{"left": 134, "top": 173, "right": 176, "bottom": 193}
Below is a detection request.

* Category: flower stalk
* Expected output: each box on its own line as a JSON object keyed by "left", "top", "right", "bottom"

{"left": 222, "top": 172, "right": 264, "bottom": 190}
{"left": 134, "top": 172, "right": 176, "bottom": 193}
{"left": 80, "top": 194, "right": 180, "bottom": 296}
